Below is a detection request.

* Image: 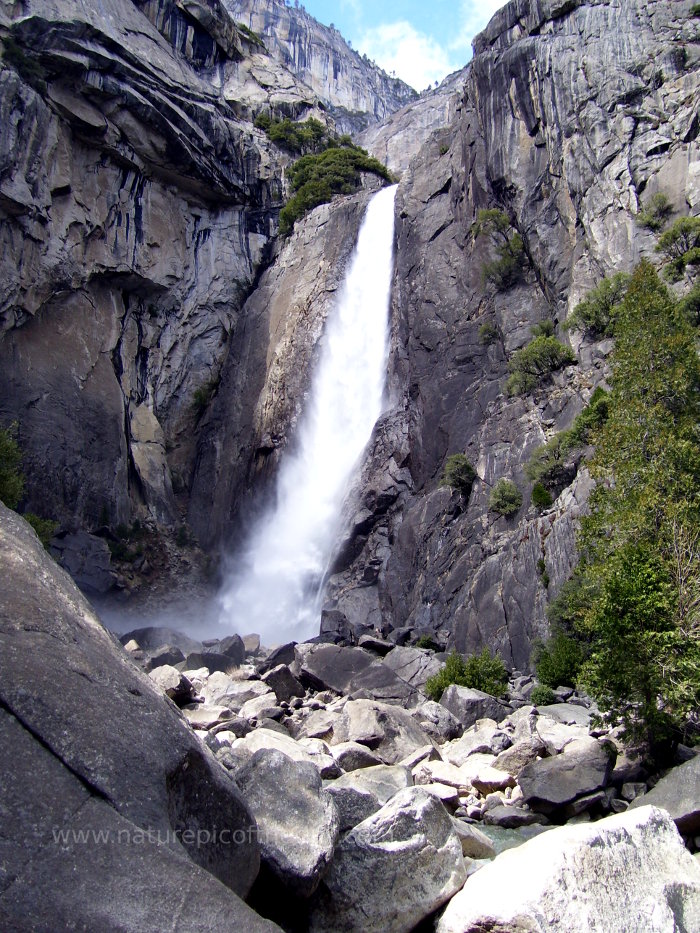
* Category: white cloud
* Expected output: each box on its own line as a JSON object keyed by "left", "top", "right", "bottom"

{"left": 356, "top": 21, "right": 457, "bottom": 92}
{"left": 449, "top": 0, "right": 507, "bottom": 57}
{"left": 354, "top": 2, "right": 507, "bottom": 93}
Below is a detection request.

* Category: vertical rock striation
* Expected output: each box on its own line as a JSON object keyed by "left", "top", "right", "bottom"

{"left": 321, "top": 0, "right": 700, "bottom": 667}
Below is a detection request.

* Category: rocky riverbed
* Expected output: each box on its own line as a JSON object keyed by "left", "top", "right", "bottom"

{"left": 2, "top": 498, "right": 700, "bottom": 931}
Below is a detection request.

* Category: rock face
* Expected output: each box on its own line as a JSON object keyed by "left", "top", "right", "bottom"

{"left": 0, "top": 503, "right": 271, "bottom": 927}
{"left": 309, "top": 787, "right": 466, "bottom": 933}
{"left": 321, "top": 0, "right": 700, "bottom": 667}
{"left": 229, "top": 0, "right": 417, "bottom": 132}
{"left": 437, "top": 806, "right": 700, "bottom": 933}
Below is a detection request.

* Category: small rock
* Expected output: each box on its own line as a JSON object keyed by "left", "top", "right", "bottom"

{"left": 148, "top": 665, "right": 193, "bottom": 705}
{"left": 181, "top": 704, "right": 232, "bottom": 729}
{"left": 450, "top": 818, "right": 497, "bottom": 858}
{"left": 621, "top": 781, "right": 647, "bottom": 802}
{"left": 330, "top": 741, "right": 383, "bottom": 772}
{"left": 261, "top": 664, "right": 305, "bottom": 704}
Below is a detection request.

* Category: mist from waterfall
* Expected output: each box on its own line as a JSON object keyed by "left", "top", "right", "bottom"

{"left": 218, "top": 184, "right": 398, "bottom": 644}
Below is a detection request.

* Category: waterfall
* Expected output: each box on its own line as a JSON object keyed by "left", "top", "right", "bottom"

{"left": 218, "top": 184, "right": 398, "bottom": 644}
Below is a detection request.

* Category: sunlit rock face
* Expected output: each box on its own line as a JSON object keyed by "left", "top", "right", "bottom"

{"left": 227, "top": 0, "right": 417, "bottom": 132}
{"left": 321, "top": 0, "right": 700, "bottom": 667}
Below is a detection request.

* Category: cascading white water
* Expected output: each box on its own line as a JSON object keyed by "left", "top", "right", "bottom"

{"left": 218, "top": 184, "right": 398, "bottom": 644}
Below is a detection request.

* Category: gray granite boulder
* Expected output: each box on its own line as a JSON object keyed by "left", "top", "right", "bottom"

{"left": 438, "top": 806, "right": 700, "bottom": 933}
{"left": 518, "top": 737, "right": 616, "bottom": 814}
{"left": 233, "top": 749, "right": 339, "bottom": 897}
{"left": 331, "top": 698, "right": 435, "bottom": 764}
{"left": 440, "top": 685, "right": 509, "bottom": 729}
{"left": 310, "top": 787, "right": 466, "bottom": 933}
{"left": 0, "top": 504, "right": 265, "bottom": 925}
{"left": 630, "top": 755, "right": 700, "bottom": 835}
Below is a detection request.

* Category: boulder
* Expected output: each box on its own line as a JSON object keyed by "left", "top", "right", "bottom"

{"left": 329, "top": 741, "right": 383, "bottom": 771}
{"left": 0, "top": 706, "right": 281, "bottom": 932}
{"left": 219, "top": 634, "right": 246, "bottom": 665}
{"left": 204, "top": 674, "right": 271, "bottom": 709}
{"left": 182, "top": 704, "right": 233, "bottom": 729}
{"left": 261, "top": 664, "right": 305, "bottom": 704}
{"left": 309, "top": 787, "right": 467, "bottom": 933}
{"left": 450, "top": 818, "right": 497, "bottom": 859}
{"left": 440, "top": 685, "right": 508, "bottom": 729}
{"left": 357, "top": 634, "right": 395, "bottom": 655}
{"left": 0, "top": 504, "right": 260, "bottom": 913}
{"left": 413, "top": 759, "right": 471, "bottom": 790}
{"left": 119, "top": 626, "right": 202, "bottom": 655}
{"left": 326, "top": 784, "right": 382, "bottom": 832}
{"left": 238, "top": 693, "right": 282, "bottom": 721}
{"left": 381, "top": 645, "right": 443, "bottom": 689}
{"left": 332, "top": 699, "right": 435, "bottom": 764}
{"left": 412, "top": 700, "right": 463, "bottom": 742}
{"left": 148, "top": 665, "right": 194, "bottom": 705}
{"left": 442, "top": 720, "right": 510, "bottom": 765}
{"left": 493, "top": 737, "right": 547, "bottom": 775}
{"left": 233, "top": 749, "right": 339, "bottom": 898}
{"left": 330, "top": 764, "right": 412, "bottom": 804}
{"left": 470, "top": 766, "right": 517, "bottom": 796}
{"left": 437, "top": 806, "right": 700, "bottom": 933}
{"left": 144, "top": 645, "right": 186, "bottom": 670}
{"left": 243, "top": 634, "right": 261, "bottom": 654}
{"left": 630, "top": 755, "right": 700, "bottom": 834}
{"left": 518, "top": 737, "right": 616, "bottom": 814}
{"left": 482, "top": 805, "right": 550, "bottom": 828}
{"left": 295, "top": 644, "right": 419, "bottom": 706}
{"left": 185, "top": 650, "right": 238, "bottom": 674}
{"left": 51, "top": 531, "right": 115, "bottom": 595}
{"left": 233, "top": 727, "right": 338, "bottom": 777}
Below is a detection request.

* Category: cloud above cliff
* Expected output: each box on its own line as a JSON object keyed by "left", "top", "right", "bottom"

{"left": 356, "top": 21, "right": 456, "bottom": 91}
{"left": 354, "top": 0, "right": 506, "bottom": 91}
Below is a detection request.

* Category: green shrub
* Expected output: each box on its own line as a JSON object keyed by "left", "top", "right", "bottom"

{"left": 692, "top": 3, "right": 700, "bottom": 15}
{"left": 536, "top": 557, "right": 550, "bottom": 588}
{"left": 679, "top": 282, "right": 700, "bottom": 325}
{"left": 279, "top": 145, "right": 392, "bottom": 235}
{"left": 563, "top": 273, "right": 631, "bottom": 338}
{"left": 192, "top": 377, "right": 219, "bottom": 417}
{"left": 478, "top": 321, "right": 499, "bottom": 345}
{"left": 530, "top": 684, "right": 557, "bottom": 706}
{"left": 525, "top": 387, "right": 609, "bottom": 490}
{"left": 531, "top": 482, "right": 553, "bottom": 510}
{"left": 530, "top": 319, "right": 555, "bottom": 338}
{"left": 505, "top": 336, "right": 576, "bottom": 396}
{"left": 255, "top": 114, "right": 329, "bottom": 155}
{"left": 636, "top": 192, "right": 673, "bottom": 232}
{"left": 440, "top": 454, "right": 477, "bottom": 499}
{"left": 656, "top": 216, "right": 700, "bottom": 281}
{"left": 439, "top": 144, "right": 449, "bottom": 156}
{"left": 424, "top": 648, "right": 508, "bottom": 701}
{"left": 25, "top": 513, "right": 58, "bottom": 548}
{"left": 473, "top": 209, "right": 527, "bottom": 291}
{"left": 414, "top": 634, "right": 440, "bottom": 651}
{"left": 0, "top": 424, "right": 24, "bottom": 509}
{"left": 489, "top": 479, "right": 522, "bottom": 517}
{"left": 534, "top": 630, "right": 585, "bottom": 688}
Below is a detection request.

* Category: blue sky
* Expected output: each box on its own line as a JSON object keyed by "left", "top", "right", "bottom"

{"left": 295, "top": 0, "right": 507, "bottom": 91}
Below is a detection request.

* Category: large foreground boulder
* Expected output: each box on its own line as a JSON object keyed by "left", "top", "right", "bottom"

{"left": 233, "top": 749, "right": 339, "bottom": 897}
{"left": 0, "top": 505, "right": 265, "bottom": 927}
{"left": 309, "top": 787, "right": 466, "bottom": 933}
{"left": 630, "top": 754, "right": 700, "bottom": 835}
{"left": 437, "top": 806, "right": 700, "bottom": 932}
